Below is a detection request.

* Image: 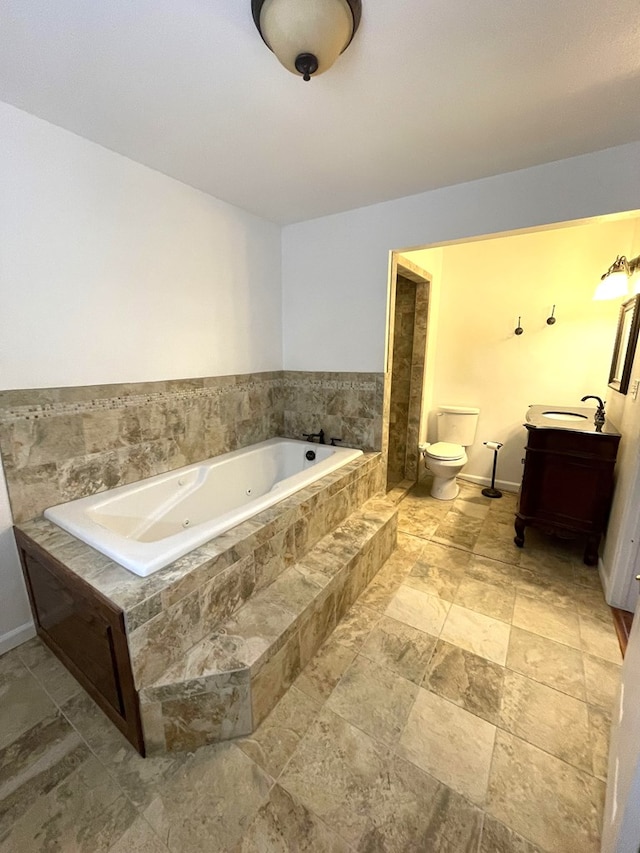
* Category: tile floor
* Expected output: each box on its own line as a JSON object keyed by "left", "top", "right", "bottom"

{"left": 0, "top": 482, "right": 623, "bottom": 852}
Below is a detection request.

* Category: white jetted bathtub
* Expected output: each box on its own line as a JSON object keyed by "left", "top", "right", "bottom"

{"left": 44, "top": 438, "right": 363, "bottom": 577}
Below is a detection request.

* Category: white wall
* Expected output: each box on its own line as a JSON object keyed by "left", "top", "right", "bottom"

{"left": 404, "top": 219, "right": 637, "bottom": 489}
{"left": 0, "top": 102, "right": 283, "bottom": 649}
{"left": 282, "top": 142, "right": 640, "bottom": 371}
{"left": 601, "top": 220, "right": 640, "bottom": 610}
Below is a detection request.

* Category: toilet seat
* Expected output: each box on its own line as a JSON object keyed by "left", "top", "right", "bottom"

{"left": 425, "top": 441, "right": 465, "bottom": 461}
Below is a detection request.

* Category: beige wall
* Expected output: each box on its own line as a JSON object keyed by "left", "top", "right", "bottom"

{"left": 405, "top": 216, "right": 640, "bottom": 490}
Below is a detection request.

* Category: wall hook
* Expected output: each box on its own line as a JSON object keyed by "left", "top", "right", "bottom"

{"left": 546, "top": 305, "right": 556, "bottom": 326}
{"left": 514, "top": 316, "right": 524, "bottom": 336}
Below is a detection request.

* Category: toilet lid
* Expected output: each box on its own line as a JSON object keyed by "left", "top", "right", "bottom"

{"left": 427, "top": 441, "right": 464, "bottom": 460}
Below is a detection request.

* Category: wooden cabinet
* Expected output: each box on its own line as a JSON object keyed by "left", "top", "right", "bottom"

{"left": 514, "top": 425, "right": 620, "bottom": 566}
{"left": 15, "top": 529, "right": 144, "bottom": 755}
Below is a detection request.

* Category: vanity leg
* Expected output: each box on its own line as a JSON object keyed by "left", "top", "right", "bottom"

{"left": 583, "top": 535, "right": 600, "bottom": 567}
{"left": 514, "top": 517, "right": 526, "bottom": 548}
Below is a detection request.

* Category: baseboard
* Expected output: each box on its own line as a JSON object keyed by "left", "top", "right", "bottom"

{"left": 457, "top": 474, "right": 520, "bottom": 494}
{"left": 0, "top": 621, "right": 36, "bottom": 656}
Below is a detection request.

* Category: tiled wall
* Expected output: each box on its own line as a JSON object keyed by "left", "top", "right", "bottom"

{"left": 388, "top": 279, "right": 416, "bottom": 484}
{"left": 0, "top": 371, "right": 384, "bottom": 523}
{"left": 281, "top": 371, "right": 383, "bottom": 453}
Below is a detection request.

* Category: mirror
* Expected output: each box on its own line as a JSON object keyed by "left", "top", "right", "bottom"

{"left": 609, "top": 294, "right": 640, "bottom": 395}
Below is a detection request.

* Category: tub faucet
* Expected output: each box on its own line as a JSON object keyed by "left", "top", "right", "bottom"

{"left": 303, "top": 429, "right": 326, "bottom": 444}
{"left": 581, "top": 395, "right": 606, "bottom": 430}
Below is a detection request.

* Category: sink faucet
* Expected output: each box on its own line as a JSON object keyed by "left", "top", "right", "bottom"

{"left": 581, "top": 395, "right": 606, "bottom": 430}
{"left": 303, "top": 429, "right": 326, "bottom": 444}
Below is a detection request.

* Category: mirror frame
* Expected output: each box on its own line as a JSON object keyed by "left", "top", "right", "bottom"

{"left": 609, "top": 294, "right": 640, "bottom": 395}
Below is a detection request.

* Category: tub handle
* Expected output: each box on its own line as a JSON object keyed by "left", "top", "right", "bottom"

{"left": 330, "top": 437, "right": 343, "bottom": 446}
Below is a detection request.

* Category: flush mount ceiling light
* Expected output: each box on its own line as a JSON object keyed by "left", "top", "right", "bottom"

{"left": 251, "top": 0, "right": 362, "bottom": 81}
{"left": 594, "top": 255, "right": 640, "bottom": 301}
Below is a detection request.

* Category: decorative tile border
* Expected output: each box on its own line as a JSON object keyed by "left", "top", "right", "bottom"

{"left": 0, "top": 371, "right": 384, "bottom": 523}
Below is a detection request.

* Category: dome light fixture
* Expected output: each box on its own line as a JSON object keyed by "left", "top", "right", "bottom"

{"left": 251, "top": 0, "right": 362, "bottom": 81}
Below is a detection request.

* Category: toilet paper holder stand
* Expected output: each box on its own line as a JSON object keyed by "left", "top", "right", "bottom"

{"left": 482, "top": 441, "right": 503, "bottom": 499}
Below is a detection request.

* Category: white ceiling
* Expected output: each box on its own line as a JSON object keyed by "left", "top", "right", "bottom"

{"left": 1, "top": 1, "right": 639, "bottom": 224}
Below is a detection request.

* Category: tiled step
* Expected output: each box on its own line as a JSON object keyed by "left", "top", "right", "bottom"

{"left": 138, "top": 497, "right": 398, "bottom": 752}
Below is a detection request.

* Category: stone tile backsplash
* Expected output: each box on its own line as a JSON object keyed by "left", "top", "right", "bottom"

{"left": 0, "top": 370, "right": 383, "bottom": 523}
{"left": 281, "top": 371, "right": 383, "bottom": 453}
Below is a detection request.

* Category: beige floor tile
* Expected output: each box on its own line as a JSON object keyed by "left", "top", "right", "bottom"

{"left": 0, "top": 710, "right": 92, "bottom": 839}
{"left": 432, "top": 513, "right": 484, "bottom": 551}
{"left": 360, "top": 615, "right": 437, "bottom": 684}
{"left": 294, "top": 637, "right": 357, "bottom": 704}
{"left": 398, "top": 688, "right": 496, "bottom": 805}
{"left": 407, "top": 554, "right": 465, "bottom": 601}
{"left": 450, "top": 497, "right": 491, "bottom": 520}
{"left": 423, "top": 640, "right": 504, "bottom": 725}
{"left": 500, "top": 669, "right": 592, "bottom": 773}
{"left": 486, "top": 730, "right": 604, "bottom": 853}
{"left": 518, "top": 547, "right": 576, "bottom": 582}
{"left": 0, "top": 656, "right": 57, "bottom": 751}
{"left": 466, "top": 554, "right": 520, "bottom": 587}
{"left": 143, "top": 744, "right": 272, "bottom": 850}
{"left": 16, "top": 637, "right": 83, "bottom": 706}
{"left": 60, "top": 692, "right": 190, "bottom": 810}
{"left": 108, "top": 816, "right": 170, "bottom": 853}
{"left": 234, "top": 784, "right": 351, "bottom": 852}
{"left": 397, "top": 505, "right": 440, "bottom": 539}
{"left": 440, "top": 604, "right": 511, "bottom": 666}
{"left": 583, "top": 653, "right": 621, "bottom": 711}
{"left": 588, "top": 705, "right": 611, "bottom": 781}
{"left": 279, "top": 708, "right": 390, "bottom": 847}
{"left": 479, "top": 814, "right": 545, "bottom": 853}
{"left": 384, "top": 584, "right": 450, "bottom": 635}
{"left": 454, "top": 576, "right": 515, "bottom": 623}
{"left": 358, "top": 753, "right": 483, "bottom": 852}
{"left": 572, "top": 562, "right": 605, "bottom": 590}
{"left": 418, "top": 540, "right": 472, "bottom": 571}
{"left": 512, "top": 592, "right": 581, "bottom": 649}
{"left": 238, "top": 686, "right": 321, "bottom": 778}
{"left": 473, "top": 521, "right": 523, "bottom": 565}
{"left": 579, "top": 614, "right": 622, "bottom": 664}
{"left": 396, "top": 531, "right": 426, "bottom": 554}
{"left": 326, "top": 655, "right": 418, "bottom": 745}
{"left": 506, "top": 626, "right": 585, "bottom": 700}
{"left": 2, "top": 754, "right": 138, "bottom": 853}
{"left": 574, "top": 584, "right": 613, "bottom": 624}
{"left": 515, "top": 569, "right": 577, "bottom": 611}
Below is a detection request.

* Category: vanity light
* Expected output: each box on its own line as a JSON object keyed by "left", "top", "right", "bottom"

{"left": 594, "top": 255, "right": 640, "bottom": 301}
{"left": 251, "top": 0, "right": 362, "bottom": 81}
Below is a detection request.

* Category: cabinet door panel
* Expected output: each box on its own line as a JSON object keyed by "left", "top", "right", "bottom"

{"left": 24, "top": 553, "right": 124, "bottom": 714}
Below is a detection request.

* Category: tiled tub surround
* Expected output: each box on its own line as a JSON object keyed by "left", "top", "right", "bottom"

{"left": 16, "top": 453, "right": 394, "bottom": 753}
{"left": 0, "top": 370, "right": 383, "bottom": 525}
{"left": 280, "top": 371, "right": 384, "bottom": 455}
{"left": 140, "top": 497, "right": 397, "bottom": 753}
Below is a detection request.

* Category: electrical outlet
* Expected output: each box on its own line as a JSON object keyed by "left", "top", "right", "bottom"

{"left": 631, "top": 378, "right": 640, "bottom": 401}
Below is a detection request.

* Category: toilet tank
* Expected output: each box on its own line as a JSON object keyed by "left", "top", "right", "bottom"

{"left": 436, "top": 406, "right": 480, "bottom": 447}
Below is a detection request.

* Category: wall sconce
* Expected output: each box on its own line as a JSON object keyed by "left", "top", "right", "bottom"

{"left": 594, "top": 255, "right": 640, "bottom": 301}
{"left": 251, "top": 0, "right": 362, "bottom": 81}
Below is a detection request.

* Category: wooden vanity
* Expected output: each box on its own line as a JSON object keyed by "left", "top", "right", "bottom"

{"left": 514, "top": 405, "right": 621, "bottom": 566}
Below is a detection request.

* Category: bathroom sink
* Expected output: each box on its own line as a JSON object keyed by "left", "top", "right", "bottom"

{"left": 541, "top": 411, "right": 589, "bottom": 421}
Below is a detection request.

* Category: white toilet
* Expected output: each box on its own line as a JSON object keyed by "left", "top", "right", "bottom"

{"left": 421, "top": 406, "right": 480, "bottom": 500}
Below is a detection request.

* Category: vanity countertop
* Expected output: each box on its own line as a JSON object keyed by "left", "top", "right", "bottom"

{"left": 525, "top": 405, "right": 621, "bottom": 437}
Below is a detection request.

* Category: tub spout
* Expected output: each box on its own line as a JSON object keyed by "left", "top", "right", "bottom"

{"left": 303, "top": 429, "right": 325, "bottom": 444}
